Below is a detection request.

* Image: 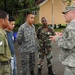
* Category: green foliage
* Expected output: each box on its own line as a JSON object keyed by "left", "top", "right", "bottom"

{"left": 17, "top": 6, "right": 39, "bottom": 13}
{"left": 0, "top": 0, "right": 4, "bottom": 10}
{"left": 22, "top": 0, "right": 35, "bottom": 8}
{"left": 0, "top": 0, "right": 38, "bottom": 16}
{"left": 61, "top": 24, "right": 66, "bottom": 26}
{"left": 62, "top": 0, "right": 72, "bottom": 6}
{"left": 54, "top": 28, "right": 65, "bottom": 32}
{"left": 0, "top": 0, "right": 23, "bottom": 15}
{"left": 34, "top": 23, "right": 42, "bottom": 30}
{"left": 15, "top": 12, "right": 25, "bottom": 26}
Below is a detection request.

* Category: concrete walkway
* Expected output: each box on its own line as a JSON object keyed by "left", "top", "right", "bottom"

{"left": 14, "top": 42, "right": 64, "bottom": 75}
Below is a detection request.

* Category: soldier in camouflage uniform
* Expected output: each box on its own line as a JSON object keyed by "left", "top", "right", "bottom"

{"left": 50, "top": 5, "right": 75, "bottom": 75}
{"left": 37, "top": 17, "right": 55, "bottom": 75}
{"left": 16, "top": 12, "right": 36, "bottom": 75}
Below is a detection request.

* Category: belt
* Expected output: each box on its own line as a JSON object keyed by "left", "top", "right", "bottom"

{"left": 0, "top": 60, "right": 11, "bottom": 65}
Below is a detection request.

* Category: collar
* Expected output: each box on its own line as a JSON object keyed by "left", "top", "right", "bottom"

{"left": 25, "top": 22, "right": 34, "bottom": 28}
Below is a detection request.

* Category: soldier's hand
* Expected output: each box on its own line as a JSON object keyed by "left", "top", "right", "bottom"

{"left": 50, "top": 32, "right": 62, "bottom": 42}
{"left": 55, "top": 32, "right": 62, "bottom": 36}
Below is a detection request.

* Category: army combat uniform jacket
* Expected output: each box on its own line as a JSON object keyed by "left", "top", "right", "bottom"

{"left": 56, "top": 20, "right": 75, "bottom": 67}
{"left": 16, "top": 22, "right": 36, "bottom": 53}
{"left": 0, "top": 28, "right": 11, "bottom": 61}
{"left": 16, "top": 22, "right": 36, "bottom": 74}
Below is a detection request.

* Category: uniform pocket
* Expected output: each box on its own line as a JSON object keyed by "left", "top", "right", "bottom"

{"left": 24, "top": 31, "right": 31, "bottom": 42}
{"left": 25, "top": 35, "right": 30, "bottom": 42}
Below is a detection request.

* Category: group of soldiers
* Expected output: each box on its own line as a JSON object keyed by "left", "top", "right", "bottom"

{"left": 16, "top": 12, "right": 55, "bottom": 75}
{"left": 16, "top": 5, "right": 75, "bottom": 75}
{"left": 0, "top": 4, "right": 75, "bottom": 75}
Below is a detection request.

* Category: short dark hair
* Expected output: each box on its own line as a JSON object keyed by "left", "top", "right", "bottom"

{"left": 41, "top": 17, "right": 45, "bottom": 20}
{"left": 9, "top": 16, "right": 15, "bottom": 22}
{"left": 26, "top": 11, "right": 34, "bottom": 17}
{"left": 0, "top": 10, "right": 8, "bottom": 19}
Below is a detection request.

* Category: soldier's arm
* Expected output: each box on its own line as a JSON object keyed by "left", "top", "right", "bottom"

{"left": 57, "top": 29, "right": 75, "bottom": 50}
{"left": 16, "top": 26, "right": 24, "bottom": 45}
{"left": 0, "top": 34, "right": 5, "bottom": 54}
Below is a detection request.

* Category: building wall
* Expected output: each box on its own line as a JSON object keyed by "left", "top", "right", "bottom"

{"left": 35, "top": 0, "right": 66, "bottom": 24}
{"left": 34, "top": 10, "right": 39, "bottom": 24}
{"left": 39, "top": 0, "right": 52, "bottom": 24}
{"left": 54, "top": 0, "right": 65, "bottom": 24}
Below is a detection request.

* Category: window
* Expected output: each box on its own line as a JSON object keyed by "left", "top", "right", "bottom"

{"left": 33, "top": 11, "right": 37, "bottom": 16}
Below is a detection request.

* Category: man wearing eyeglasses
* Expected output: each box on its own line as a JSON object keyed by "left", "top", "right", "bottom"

{"left": 50, "top": 5, "right": 75, "bottom": 75}
{"left": 37, "top": 17, "right": 55, "bottom": 75}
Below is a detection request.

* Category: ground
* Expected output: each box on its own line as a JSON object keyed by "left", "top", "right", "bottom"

{"left": 14, "top": 42, "right": 64, "bottom": 75}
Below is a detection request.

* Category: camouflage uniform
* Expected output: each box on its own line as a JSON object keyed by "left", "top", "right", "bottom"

{"left": 57, "top": 20, "right": 75, "bottom": 75}
{"left": 37, "top": 25, "right": 55, "bottom": 69}
{"left": 16, "top": 22, "right": 36, "bottom": 75}
{"left": 0, "top": 28, "right": 11, "bottom": 75}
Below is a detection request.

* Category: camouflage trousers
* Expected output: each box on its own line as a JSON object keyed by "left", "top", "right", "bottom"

{"left": 64, "top": 66, "right": 75, "bottom": 75}
{"left": 20, "top": 52, "right": 35, "bottom": 75}
{"left": 37, "top": 49, "right": 53, "bottom": 69}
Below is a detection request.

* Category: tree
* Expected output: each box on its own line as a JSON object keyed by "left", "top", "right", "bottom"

{"left": 0, "top": 0, "right": 36, "bottom": 15}
{"left": 62, "top": 0, "right": 72, "bottom": 6}
{"left": 5, "top": 0, "right": 23, "bottom": 15}
{"left": 0, "top": 0, "right": 39, "bottom": 31}
{"left": 0, "top": 0, "right": 23, "bottom": 15}
{"left": 14, "top": 0, "right": 39, "bottom": 30}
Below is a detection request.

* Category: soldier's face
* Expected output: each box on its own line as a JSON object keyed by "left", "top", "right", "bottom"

{"left": 27, "top": 14, "right": 35, "bottom": 25}
{"left": 1, "top": 15, "right": 9, "bottom": 29}
{"left": 41, "top": 18, "right": 47, "bottom": 25}
{"left": 64, "top": 10, "right": 74, "bottom": 23}
{"left": 8, "top": 21, "right": 15, "bottom": 30}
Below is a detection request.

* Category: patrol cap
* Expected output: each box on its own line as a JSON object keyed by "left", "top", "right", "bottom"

{"left": 62, "top": 5, "right": 75, "bottom": 14}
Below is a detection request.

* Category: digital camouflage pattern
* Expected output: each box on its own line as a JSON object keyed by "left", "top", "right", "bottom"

{"left": 37, "top": 25, "right": 55, "bottom": 69}
{"left": 16, "top": 22, "right": 36, "bottom": 75}
{"left": 57, "top": 20, "right": 75, "bottom": 75}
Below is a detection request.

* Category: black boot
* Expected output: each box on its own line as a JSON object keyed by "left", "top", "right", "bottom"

{"left": 48, "top": 66, "right": 55, "bottom": 75}
{"left": 30, "top": 71, "right": 35, "bottom": 75}
{"left": 37, "top": 68, "right": 41, "bottom": 75}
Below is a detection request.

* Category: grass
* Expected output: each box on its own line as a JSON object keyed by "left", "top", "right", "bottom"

{"left": 54, "top": 28, "right": 65, "bottom": 32}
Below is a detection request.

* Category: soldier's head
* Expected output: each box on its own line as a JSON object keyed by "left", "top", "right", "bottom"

{"left": 0, "top": 10, "right": 9, "bottom": 29}
{"left": 41, "top": 17, "right": 48, "bottom": 26}
{"left": 6, "top": 16, "right": 15, "bottom": 31}
{"left": 26, "top": 12, "right": 35, "bottom": 26}
{"left": 62, "top": 5, "right": 75, "bottom": 23}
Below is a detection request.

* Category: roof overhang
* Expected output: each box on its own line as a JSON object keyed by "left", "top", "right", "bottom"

{"left": 39, "top": 0, "right": 48, "bottom": 6}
